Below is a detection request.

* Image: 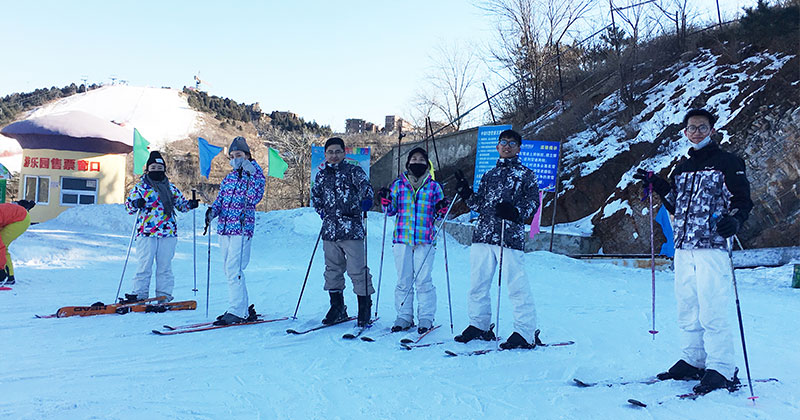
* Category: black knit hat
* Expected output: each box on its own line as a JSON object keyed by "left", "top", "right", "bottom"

{"left": 229, "top": 136, "right": 251, "bottom": 156}
{"left": 325, "top": 137, "right": 346, "bottom": 151}
{"left": 146, "top": 151, "right": 166, "bottom": 168}
{"left": 406, "top": 147, "right": 429, "bottom": 168}
{"left": 682, "top": 109, "right": 717, "bottom": 127}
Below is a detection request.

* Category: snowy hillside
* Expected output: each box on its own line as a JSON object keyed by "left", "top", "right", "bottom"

{"left": 0, "top": 85, "right": 201, "bottom": 172}
{"left": 1, "top": 205, "right": 798, "bottom": 419}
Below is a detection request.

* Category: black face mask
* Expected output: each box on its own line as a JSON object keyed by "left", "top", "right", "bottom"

{"left": 148, "top": 171, "right": 166, "bottom": 182}
{"left": 408, "top": 163, "right": 428, "bottom": 178}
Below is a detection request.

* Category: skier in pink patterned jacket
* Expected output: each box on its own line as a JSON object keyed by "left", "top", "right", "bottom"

{"left": 205, "top": 136, "right": 266, "bottom": 325}
{"left": 123, "top": 151, "right": 198, "bottom": 304}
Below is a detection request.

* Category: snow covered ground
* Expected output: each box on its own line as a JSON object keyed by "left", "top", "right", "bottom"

{"left": 1, "top": 205, "right": 798, "bottom": 420}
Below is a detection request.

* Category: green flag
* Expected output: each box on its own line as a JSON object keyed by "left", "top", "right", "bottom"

{"left": 267, "top": 147, "right": 289, "bottom": 179}
{"left": 133, "top": 128, "right": 150, "bottom": 175}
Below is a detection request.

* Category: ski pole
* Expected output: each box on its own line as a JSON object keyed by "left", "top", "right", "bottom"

{"left": 647, "top": 179, "right": 658, "bottom": 339}
{"left": 192, "top": 190, "right": 198, "bottom": 295}
{"left": 727, "top": 236, "right": 757, "bottom": 403}
{"left": 400, "top": 196, "right": 459, "bottom": 306}
{"left": 443, "top": 224, "right": 454, "bottom": 334}
{"left": 292, "top": 228, "right": 322, "bottom": 319}
{"left": 114, "top": 209, "right": 141, "bottom": 303}
{"left": 496, "top": 220, "right": 505, "bottom": 341}
{"left": 374, "top": 208, "right": 389, "bottom": 318}
{"left": 204, "top": 213, "right": 212, "bottom": 318}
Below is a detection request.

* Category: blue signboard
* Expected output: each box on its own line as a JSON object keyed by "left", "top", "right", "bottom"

{"left": 519, "top": 140, "right": 560, "bottom": 192}
{"left": 310, "top": 146, "right": 371, "bottom": 195}
{"left": 473, "top": 125, "right": 512, "bottom": 192}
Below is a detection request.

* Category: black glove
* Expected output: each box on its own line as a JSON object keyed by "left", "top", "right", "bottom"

{"left": 633, "top": 169, "right": 670, "bottom": 197}
{"left": 495, "top": 201, "right": 519, "bottom": 222}
{"left": 205, "top": 208, "right": 215, "bottom": 225}
{"left": 716, "top": 215, "right": 741, "bottom": 238}
{"left": 454, "top": 170, "right": 473, "bottom": 201}
{"left": 132, "top": 198, "right": 147, "bottom": 209}
{"left": 377, "top": 187, "right": 390, "bottom": 200}
{"left": 15, "top": 200, "right": 35, "bottom": 211}
{"left": 187, "top": 199, "right": 199, "bottom": 209}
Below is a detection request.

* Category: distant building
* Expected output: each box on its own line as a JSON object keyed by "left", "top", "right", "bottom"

{"left": 384, "top": 115, "right": 413, "bottom": 133}
{"left": 346, "top": 118, "right": 367, "bottom": 134}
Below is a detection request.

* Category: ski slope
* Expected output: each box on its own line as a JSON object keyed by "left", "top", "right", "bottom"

{"left": 1, "top": 205, "right": 797, "bottom": 420}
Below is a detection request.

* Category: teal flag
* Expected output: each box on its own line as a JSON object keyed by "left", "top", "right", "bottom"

{"left": 267, "top": 147, "right": 288, "bottom": 179}
{"left": 133, "top": 128, "right": 150, "bottom": 175}
{"left": 198, "top": 137, "right": 223, "bottom": 179}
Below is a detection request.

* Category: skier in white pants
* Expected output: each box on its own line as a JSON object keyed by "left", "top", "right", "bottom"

{"left": 453, "top": 129, "right": 541, "bottom": 349}
{"left": 635, "top": 108, "right": 753, "bottom": 394}
{"left": 378, "top": 147, "right": 447, "bottom": 334}
{"left": 124, "top": 151, "right": 198, "bottom": 303}
{"left": 206, "top": 136, "right": 265, "bottom": 325}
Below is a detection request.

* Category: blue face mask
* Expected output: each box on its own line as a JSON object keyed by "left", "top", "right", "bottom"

{"left": 692, "top": 135, "right": 712, "bottom": 150}
{"left": 230, "top": 157, "right": 245, "bottom": 169}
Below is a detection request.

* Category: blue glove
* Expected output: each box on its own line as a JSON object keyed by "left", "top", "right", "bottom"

{"left": 360, "top": 198, "right": 373, "bottom": 212}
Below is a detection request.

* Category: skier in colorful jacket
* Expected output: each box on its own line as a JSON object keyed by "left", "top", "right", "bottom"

{"left": 311, "top": 137, "right": 375, "bottom": 328}
{"left": 206, "top": 136, "right": 266, "bottom": 325}
{"left": 124, "top": 151, "right": 198, "bottom": 303}
{"left": 635, "top": 108, "right": 753, "bottom": 394}
{"left": 453, "top": 129, "right": 541, "bottom": 350}
{"left": 0, "top": 200, "right": 35, "bottom": 285}
{"left": 378, "top": 147, "right": 446, "bottom": 334}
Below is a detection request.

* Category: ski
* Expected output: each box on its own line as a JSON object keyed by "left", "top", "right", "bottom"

{"left": 0, "top": 286, "right": 11, "bottom": 291}
{"left": 444, "top": 339, "right": 574, "bottom": 357}
{"left": 285, "top": 316, "right": 357, "bottom": 335}
{"left": 573, "top": 377, "right": 661, "bottom": 388}
{"left": 152, "top": 316, "right": 289, "bottom": 335}
{"left": 401, "top": 341, "right": 445, "bottom": 350}
{"left": 360, "top": 328, "right": 396, "bottom": 342}
{"left": 399, "top": 325, "right": 441, "bottom": 344}
{"left": 626, "top": 378, "right": 778, "bottom": 407}
{"left": 342, "top": 318, "right": 379, "bottom": 340}
{"left": 163, "top": 314, "right": 269, "bottom": 331}
{"left": 37, "top": 296, "right": 180, "bottom": 318}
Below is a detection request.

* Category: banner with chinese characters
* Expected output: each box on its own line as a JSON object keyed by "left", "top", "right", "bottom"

{"left": 519, "top": 140, "right": 560, "bottom": 192}
{"left": 23, "top": 156, "right": 101, "bottom": 172}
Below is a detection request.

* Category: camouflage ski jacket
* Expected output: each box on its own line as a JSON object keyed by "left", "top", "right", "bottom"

{"left": 663, "top": 142, "right": 752, "bottom": 250}
{"left": 312, "top": 162, "right": 374, "bottom": 242}
{"left": 466, "top": 157, "right": 539, "bottom": 251}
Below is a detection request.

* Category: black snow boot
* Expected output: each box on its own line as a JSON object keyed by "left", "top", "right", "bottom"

{"left": 246, "top": 304, "right": 258, "bottom": 322}
{"left": 3, "top": 275, "right": 14, "bottom": 285}
{"left": 454, "top": 325, "right": 495, "bottom": 343}
{"left": 693, "top": 369, "right": 740, "bottom": 395}
{"left": 656, "top": 359, "right": 705, "bottom": 381}
{"left": 499, "top": 332, "right": 533, "bottom": 350}
{"left": 213, "top": 312, "right": 246, "bottom": 325}
{"left": 322, "top": 291, "right": 348, "bottom": 325}
{"left": 356, "top": 295, "right": 372, "bottom": 327}
{"left": 118, "top": 293, "right": 142, "bottom": 304}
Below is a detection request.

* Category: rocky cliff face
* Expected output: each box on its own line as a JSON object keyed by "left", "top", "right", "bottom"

{"left": 526, "top": 44, "right": 799, "bottom": 253}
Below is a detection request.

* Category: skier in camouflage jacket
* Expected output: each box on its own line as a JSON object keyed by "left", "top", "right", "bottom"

{"left": 634, "top": 108, "right": 753, "bottom": 394}
{"left": 453, "top": 129, "right": 541, "bottom": 350}
{"left": 311, "top": 137, "right": 375, "bottom": 327}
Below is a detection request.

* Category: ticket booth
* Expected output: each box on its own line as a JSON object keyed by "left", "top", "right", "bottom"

{"left": 1, "top": 111, "right": 133, "bottom": 223}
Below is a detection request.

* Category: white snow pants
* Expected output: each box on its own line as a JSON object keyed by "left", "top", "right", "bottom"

{"left": 131, "top": 236, "right": 177, "bottom": 301}
{"left": 392, "top": 243, "right": 436, "bottom": 325}
{"left": 468, "top": 243, "right": 537, "bottom": 343}
{"left": 219, "top": 234, "right": 252, "bottom": 319}
{"left": 674, "top": 248, "right": 736, "bottom": 380}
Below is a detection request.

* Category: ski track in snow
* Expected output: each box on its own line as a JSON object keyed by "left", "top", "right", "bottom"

{"left": 1, "top": 205, "right": 798, "bottom": 419}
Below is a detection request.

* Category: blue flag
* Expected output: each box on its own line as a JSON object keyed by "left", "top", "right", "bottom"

{"left": 198, "top": 137, "right": 223, "bottom": 179}
{"left": 654, "top": 205, "right": 675, "bottom": 257}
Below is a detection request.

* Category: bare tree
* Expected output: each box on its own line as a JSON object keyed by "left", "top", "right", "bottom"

{"left": 261, "top": 128, "right": 319, "bottom": 208}
{"left": 653, "top": 0, "right": 696, "bottom": 50}
{"left": 415, "top": 41, "right": 481, "bottom": 131}
{"left": 480, "top": 0, "right": 595, "bottom": 122}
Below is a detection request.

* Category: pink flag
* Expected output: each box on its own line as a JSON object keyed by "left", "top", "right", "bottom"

{"left": 529, "top": 191, "right": 544, "bottom": 239}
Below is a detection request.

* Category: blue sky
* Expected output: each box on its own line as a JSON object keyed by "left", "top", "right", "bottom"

{"left": 0, "top": 0, "right": 754, "bottom": 132}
